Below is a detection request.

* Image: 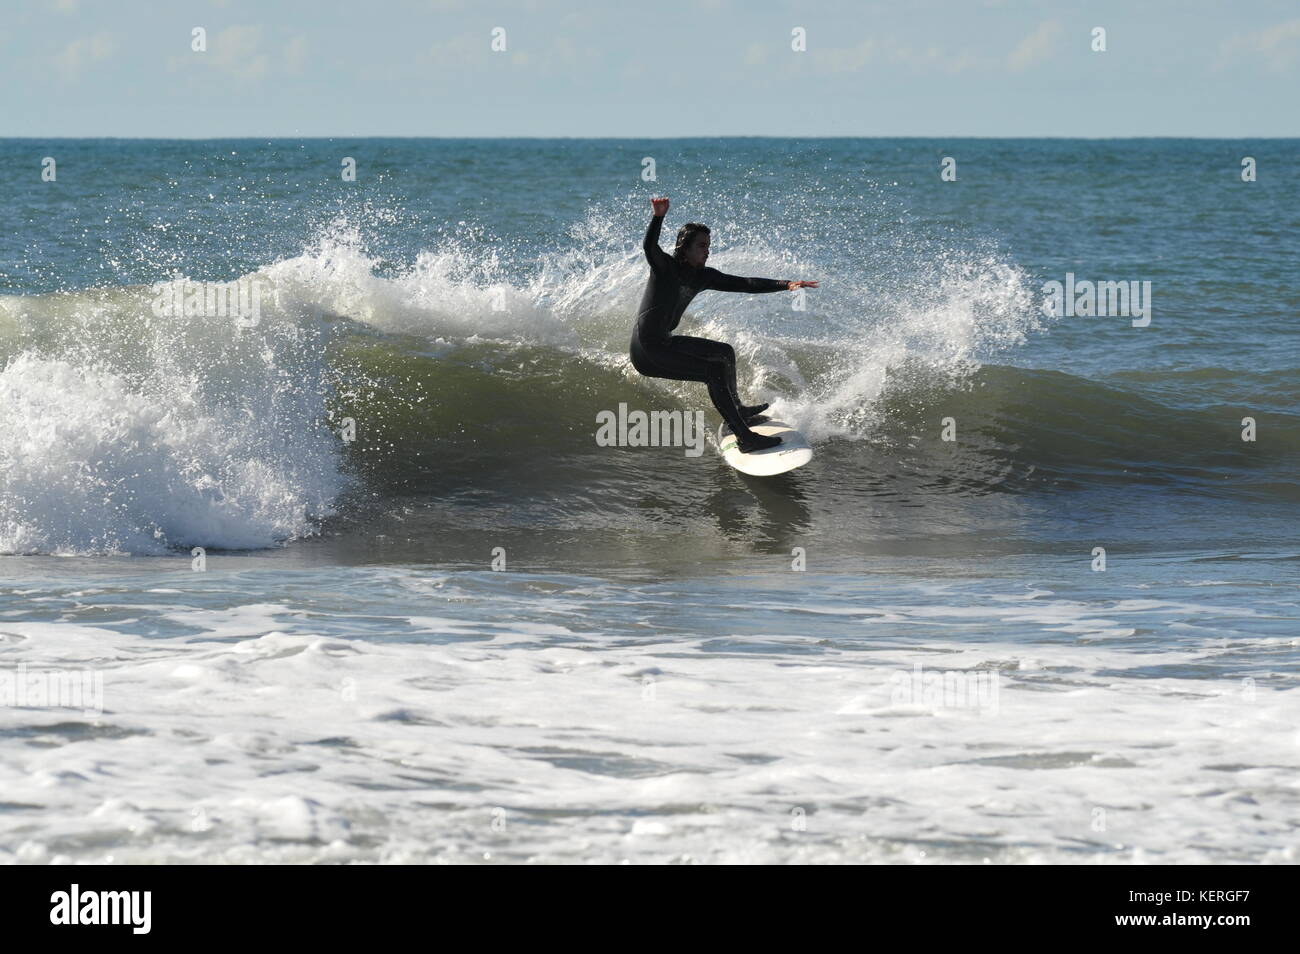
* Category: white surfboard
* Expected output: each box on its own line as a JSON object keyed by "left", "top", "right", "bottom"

{"left": 717, "top": 419, "right": 813, "bottom": 476}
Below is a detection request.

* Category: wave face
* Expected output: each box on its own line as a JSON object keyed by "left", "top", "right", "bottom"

{"left": 3, "top": 207, "right": 1296, "bottom": 555}
{"left": 0, "top": 277, "right": 348, "bottom": 554}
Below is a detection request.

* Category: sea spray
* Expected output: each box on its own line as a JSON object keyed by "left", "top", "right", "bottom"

{"left": 0, "top": 276, "right": 348, "bottom": 555}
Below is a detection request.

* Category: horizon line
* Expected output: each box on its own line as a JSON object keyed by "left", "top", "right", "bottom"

{"left": 4, "top": 134, "right": 1299, "bottom": 141}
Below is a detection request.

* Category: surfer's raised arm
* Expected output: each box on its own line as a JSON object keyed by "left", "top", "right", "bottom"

{"left": 701, "top": 269, "right": 820, "bottom": 294}
{"left": 643, "top": 197, "right": 673, "bottom": 273}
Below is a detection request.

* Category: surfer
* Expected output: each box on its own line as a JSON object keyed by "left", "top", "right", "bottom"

{"left": 630, "top": 196, "right": 818, "bottom": 454}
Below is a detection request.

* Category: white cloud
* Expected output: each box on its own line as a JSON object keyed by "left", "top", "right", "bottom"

{"left": 285, "top": 35, "right": 309, "bottom": 75}
{"left": 429, "top": 32, "right": 480, "bottom": 69}
{"left": 816, "top": 39, "right": 876, "bottom": 74}
{"left": 210, "top": 25, "right": 269, "bottom": 82}
{"left": 428, "top": 30, "right": 603, "bottom": 76}
{"left": 165, "top": 25, "right": 304, "bottom": 82}
{"left": 1008, "top": 20, "right": 1062, "bottom": 72}
{"left": 942, "top": 51, "right": 987, "bottom": 74}
{"left": 891, "top": 45, "right": 988, "bottom": 75}
{"left": 53, "top": 31, "right": 116, "bottom": 80}
{"left": 1220, "top": 18, "right": 1300, "bottom": 73}
{"left": 753, "top": 34, "right": 990, "bottom": 81}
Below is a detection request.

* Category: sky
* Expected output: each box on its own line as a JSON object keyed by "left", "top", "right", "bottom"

{"left": 2, "top": 0, "right": 1298, "bottom": 138}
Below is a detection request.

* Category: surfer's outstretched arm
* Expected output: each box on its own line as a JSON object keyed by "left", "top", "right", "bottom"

{"left": 701, "top": 268, "right": 820, "bottom": 294}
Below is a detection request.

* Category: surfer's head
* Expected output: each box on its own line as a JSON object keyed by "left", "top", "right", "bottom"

{"left": 674, "top": 223, "right": 710, "bottom": 268}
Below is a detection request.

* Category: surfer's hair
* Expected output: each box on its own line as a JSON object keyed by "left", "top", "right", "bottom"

{"left": 673, "top": 223, "right": 710, "bottom": 263}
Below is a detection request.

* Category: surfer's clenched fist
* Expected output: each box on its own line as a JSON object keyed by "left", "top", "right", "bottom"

{"left": 650, "top": 196, "right": 670, "bottom": 217}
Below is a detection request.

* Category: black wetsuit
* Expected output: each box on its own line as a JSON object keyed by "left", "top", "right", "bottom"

{"left": 630, "top": 214, "right": 788, "bottom": 444}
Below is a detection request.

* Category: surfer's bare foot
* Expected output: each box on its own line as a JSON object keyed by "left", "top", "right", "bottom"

{"left": 738, "top": 431, "right": 782, "bottom": 453}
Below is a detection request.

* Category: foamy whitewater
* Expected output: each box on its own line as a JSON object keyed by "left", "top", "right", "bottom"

{"left": 1, "top": 138, "right": 1297, "bottom": 863}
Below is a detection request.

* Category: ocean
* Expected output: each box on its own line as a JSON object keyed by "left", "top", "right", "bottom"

{"left": 1, "top": 138, "right": 1296, "bottom": 863}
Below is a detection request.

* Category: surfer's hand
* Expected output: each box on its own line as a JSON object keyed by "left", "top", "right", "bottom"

{"left": 650, "top": 196, "right": 670, "bottom": 217}
{"left": 787, "top": 280, "right": 819, "bottom": 290}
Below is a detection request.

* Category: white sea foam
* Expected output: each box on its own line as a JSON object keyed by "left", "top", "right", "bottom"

{"left": 0, "top": 279, "right": 347, "bottom": 556}
{"left": 0, "top": 567, "right": 1294, "bottom": 864}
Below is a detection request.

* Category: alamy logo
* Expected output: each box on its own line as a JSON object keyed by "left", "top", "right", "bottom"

{"left": 49, "top": 884, "right": 151, "bottom": 934}
{"left": 1041, "top": 272, "right": 1151, "bottom": 327}
{"left": 595, "top": 403, "right": 707, "bottom": 457}
{"left": 890, "top": 663, "right": 1000, "bottom": 714}
{"left": 150, "top": 278, "right": 263, "bottom": 327}
{"left": 0, "top": 664, "right": 102, "bottom": 716}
